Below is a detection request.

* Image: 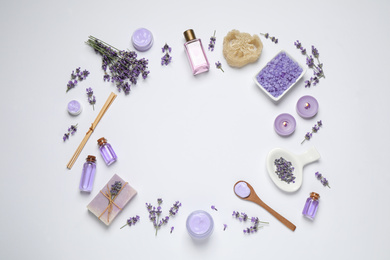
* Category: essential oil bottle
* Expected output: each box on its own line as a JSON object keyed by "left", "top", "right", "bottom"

{"left": 79, "top": 155, "right": 96, "bottom": 192}
{"left": 97, "top": 137, "right": 117, "bottom": 166}
{"left": 183, "top": 29, "right": 210, "bottom": 75}
{"left": 302, "top": 192, "right": 320, "bottom": 220}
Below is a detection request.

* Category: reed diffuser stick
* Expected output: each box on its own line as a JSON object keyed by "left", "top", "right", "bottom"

{"left": 67, "top": 92, "right": 117, "bottom": 169}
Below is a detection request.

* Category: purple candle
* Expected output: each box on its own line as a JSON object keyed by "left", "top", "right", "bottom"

{"left": 274, "top": 113, "right": 296, "bottom": 136}
{"left": 186, "top": 210, "right": 214, "bottom": 240}
{"left": 296, "top": 95, "right": 318, "bottom": 118}
{"left": 132, "top": 28, "right": 153, "bottom": 52}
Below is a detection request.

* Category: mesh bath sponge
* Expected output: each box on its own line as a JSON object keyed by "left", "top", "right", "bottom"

{"left": 223, "top": 30, "right": 263, "bottom": 68}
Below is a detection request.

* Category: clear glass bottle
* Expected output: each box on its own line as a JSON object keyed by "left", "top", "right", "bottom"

{"left": 79, "top": 155, "right": 96, "bottom": 192}
{"left": 302, "top": 192, "right": 320, "bottom": 220}
{"left": 97, "top": 137, "right": 117, "bottom": 165}
{"left": 183, "top": 29, "right": 210, "bottom": 75}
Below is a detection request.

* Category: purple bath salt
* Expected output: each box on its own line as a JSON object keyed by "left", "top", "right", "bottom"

{"left": 256, "top": 52, "right": 303, "bottom": 98}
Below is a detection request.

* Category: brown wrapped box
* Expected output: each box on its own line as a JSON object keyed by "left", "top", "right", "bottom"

{"left": 87, "top": 174, "right": 137, "bottom": 225}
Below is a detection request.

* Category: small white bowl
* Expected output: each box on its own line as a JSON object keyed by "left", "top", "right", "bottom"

{"left": 253, "top": 50, "right": 306, "bottom": 102}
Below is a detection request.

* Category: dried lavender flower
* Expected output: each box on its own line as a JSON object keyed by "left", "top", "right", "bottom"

{"left": 294, "top": 40, "right": 325, "bottom": 87}
{"left": 68, "top": 124, "right": 78, "bottom": 135}
{"left": 66, "top": 80, "right": 77, "bottom": 92}
{"left": 161, "top": 53, "right": 172, "bottom": 65}
{"left": 215, "top": 61, "right": 224, "bottom": 72}
{"left": 301, "top": 120, "right": 323, "bottom": 144}
{"left": 86, "top": 87, "right": 96, "bottom": 110}
{"left": 66, "top": 67, "right": 90, "bottom": 92}
{"left": 86, "top": 36, "right": 149, "bottom": 94}
{"left": 63, "top": 124, "right": 78, "bottom": 141}
{"left": 161, "top": 43, "right": 172, "bottom": 66}
{"left": 274, "top": 157, "right": 295, "bottom": 184}
{"left": 261, "top": 33, "right": 278, "bottom": 44}
{"left": 170, "top": 226, "right": 174, "bottom": 233}
{"left": 146, "top": 199, "right": 181, "bottom": 236}
{"left": 208, "top": 30, "right": 216, "bottom": 51}
{"left": 306, "top": 56, "right": 314, "bottom": 68}
{"left": 232, "top": 211, "right": 268, "bottom": 234}
{"left": 162, "top": 43, "right": 172, "bottom": 53}
{"left": 63, "top": 133, "right": 69, "bottom": 142}
{"left": 294, "top": 40, "right": 302, "bottom": 49}
{"left": 211, "top": 205, "right": 218, "bottom": 211}
{"left": 120, "top": 215, "right": 140, "bottom": 229}
{"left": 315, "top": 172, "right": 330, "bottom": 188}
{"left": 223, "top": 224, "right": 227, "bottom": 231}
{"left": 110, "top": 181, "right": 122, "bottom": 200}
{"left": 312, "top": 46, "right": 319, "bottom": 58}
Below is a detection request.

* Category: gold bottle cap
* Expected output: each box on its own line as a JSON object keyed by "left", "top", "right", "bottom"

{"left": 183, "top": 29, "right": 196, "bottom": 42}
{"left": 310, "top": 192, "right": 320, "bottom": 200}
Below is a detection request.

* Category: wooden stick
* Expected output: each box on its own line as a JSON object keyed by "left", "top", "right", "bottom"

{"left": 66, "top": 92, "right": 117, "bottom": 169}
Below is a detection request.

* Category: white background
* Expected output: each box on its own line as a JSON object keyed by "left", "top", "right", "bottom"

{"left": 1, "top": 0, "right": 389, "bottom": 259}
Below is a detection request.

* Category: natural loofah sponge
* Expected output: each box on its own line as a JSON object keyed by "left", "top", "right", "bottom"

{"left": 223, "top": 30, "right": 263, "bottom": 68}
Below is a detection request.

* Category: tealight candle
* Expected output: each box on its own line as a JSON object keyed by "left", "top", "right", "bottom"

{"left": 274, "top": 113, "right": 296, "bottom": 136}
{"left": 132, "top": 28, "right": 153, "bottom": 52}
{"left": 186, "top": 210, "right": 214, "bottom": 240}
{"left": 67, "top": 100, "right": 82, "bottom": 116}
{"left": 296, "top": 95, "right": 318, "bottom": 118}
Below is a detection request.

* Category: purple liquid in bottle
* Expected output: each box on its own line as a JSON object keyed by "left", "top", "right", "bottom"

{"left": 97, "top": 137, "right": 117, "bottom": 166}
{"left": 302, "top": 192, "right": 320, "bottom": 220}
{"left": 79, "top": 155, "right": 96, "bottom": 192}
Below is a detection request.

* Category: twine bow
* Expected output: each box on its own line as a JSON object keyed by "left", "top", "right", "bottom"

{"left": 98, "top": 182, "right": 128, "bottom": 223}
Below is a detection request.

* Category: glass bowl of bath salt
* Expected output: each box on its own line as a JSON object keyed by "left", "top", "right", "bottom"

{"left": 253, "top": 50, "right": 306, "bottom": 102}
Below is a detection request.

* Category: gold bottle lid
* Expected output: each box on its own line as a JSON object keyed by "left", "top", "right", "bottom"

{"left": 183, "top": 29, "right": 196, "bottom": 42}
{"left": 310, "top": 192, "right": 320, "bottom": 200}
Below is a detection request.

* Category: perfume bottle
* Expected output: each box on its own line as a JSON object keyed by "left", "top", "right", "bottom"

{"left": 183, "top": 29, "right": 210, "bottom": 75}
{"left": 97, "top": 137, "right": 117, "bottom": 165}
{"left": 79, "top": 155, "right": 96, "bottom": 192}
{"left": 302, "top": 192, "right": 320, "bottom": 220}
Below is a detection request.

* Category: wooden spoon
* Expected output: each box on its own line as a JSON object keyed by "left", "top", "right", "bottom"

{"left": 234, "top": 180, "right": 296, "bottom": 231}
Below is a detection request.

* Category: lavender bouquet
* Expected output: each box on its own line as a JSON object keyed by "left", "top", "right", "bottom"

{"left": 86, "top": 36, "right": 150, "bottom": 94}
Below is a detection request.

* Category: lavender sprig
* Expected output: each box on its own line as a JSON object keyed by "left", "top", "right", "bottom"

{"left": 66, "top": 67, "right": 90, "bottom": 92}
{"left": 315, "top": 172, "right": 331, "bottom": 188}
{"left": 86, "top": 36, "right": 149, "bottom": 95}
{"left": 120, "top": 215, "right": 140, "bottom": 229}
{"left": 294, "top": 40, "right": 325, "bottom": 87}
{"left": 63, "top": 124, "right": 78, "bottom": 141}
{"left": 232, "top": 211, "right": 268, "bottom": 234}
{"left": 260, "top": 33, "right": 278, "bottom": 44}
{"left": 110, "top": 181, "right": 122, "bottom": 200}
{"left": 215, "top": 61, "right": 224, "bottom": 72}
{"left": 161, "top": 43, "right": 172, "bottom": 66}
{"left": 146, "top": 199, "right": 182, "bottom": 236}
{"left": 208, "top": 30, "right": 216, "bottom": 51}
{"left": 301, "top": 120, "right": 323, "bottom": 144}
{"left": 86, "top": 87, "right": 96, "bottom": 110}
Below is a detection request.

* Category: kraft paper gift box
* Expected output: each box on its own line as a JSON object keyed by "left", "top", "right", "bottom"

{"left": 87, "top": 174, "right": 137, "bottom": 225}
